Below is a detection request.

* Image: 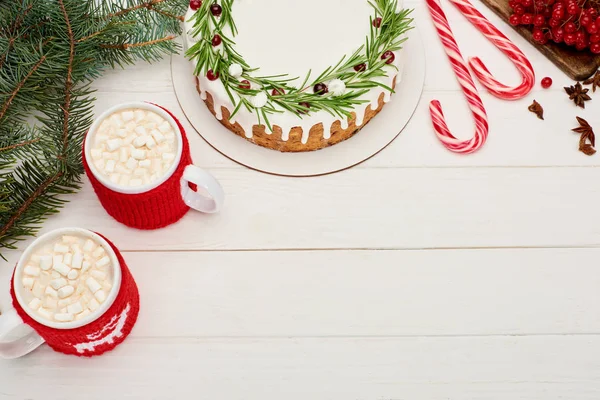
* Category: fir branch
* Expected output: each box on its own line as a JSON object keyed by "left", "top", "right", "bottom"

{"left": 8, "top": 4, "right": 33, "bottom": 34}
{"left": 0, "top": 138, "right": 40, "bottom": 153}
{"left": 106, "top": 0, "right": 169, "bottom": 18}
{"left": 0, "top": 55, "right": 47, "bottom": 122}
{"left": 153, "top": 7, "right": 185, "bottom": 21}
{"left": 0, "top": 172, "right": 62, "bottom": 249}
{"left": 58, "top": 0, "right": 75, "bottom": 155}
{"left": 100, "top": 34, "right": 176, "bottom": 49}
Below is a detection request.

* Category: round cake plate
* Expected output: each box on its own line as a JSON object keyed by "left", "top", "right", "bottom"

{"left": 171, "top": 29, "right": 425, "bottom": 177}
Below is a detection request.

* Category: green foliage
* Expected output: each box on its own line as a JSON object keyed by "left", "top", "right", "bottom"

{"left": 0, "top": 0, "right": 187, "bottom": 259}
{"left": 186, "top": 0, "right": 413, "bottom": 130}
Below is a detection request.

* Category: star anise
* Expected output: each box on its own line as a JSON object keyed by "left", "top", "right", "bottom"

{"left": 564, "top": 82, "right": 592, "bottom": 108}
{"left": 572, "top": 117, "right": 596, "bottom": 156}
{"left": 583, "top": 71, "right": 600, "bottom": 93}
{"left": 528, "top": 100, "right": 544, "bottom": 120}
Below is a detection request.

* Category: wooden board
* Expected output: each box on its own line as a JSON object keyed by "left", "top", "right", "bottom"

{"left": 480, "top": 0, "right": 600, "bottom": 80}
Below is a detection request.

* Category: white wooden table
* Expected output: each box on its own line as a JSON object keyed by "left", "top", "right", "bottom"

{"left": 2, "top": 2, "right": 600, "bottom": 399}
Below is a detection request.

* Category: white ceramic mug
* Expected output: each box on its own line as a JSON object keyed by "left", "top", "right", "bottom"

{"left": 83, "top": 102, "right": 225, "bottom": 229}
{"left": 0, "top": 228, "right": 134, "bottom": 359}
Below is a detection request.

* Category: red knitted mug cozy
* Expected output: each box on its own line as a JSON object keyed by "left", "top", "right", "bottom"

{"left": 83, "top": 105, "right": 193, "bottom": 230}
{"left": 10, "top": 234, "right": 140, "bottom": 357}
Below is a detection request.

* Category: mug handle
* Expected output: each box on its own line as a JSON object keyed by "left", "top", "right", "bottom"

{"left": 180, "top": 165, "right": 225, "bottom": 213}
{"left": 0, "top": 307, "right": 45, "bottom": 359}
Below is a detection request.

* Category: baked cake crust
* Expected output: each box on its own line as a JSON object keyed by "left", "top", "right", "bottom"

{"left": 196, "top": 77, "right": 397, "bottom": 152}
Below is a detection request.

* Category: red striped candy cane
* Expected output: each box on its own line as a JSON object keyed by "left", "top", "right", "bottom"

{"left": 449, "top": 0, "right": 535, "bottom": 100}
{"left": 427, "top": 0, "right": 489, "bottom": 154}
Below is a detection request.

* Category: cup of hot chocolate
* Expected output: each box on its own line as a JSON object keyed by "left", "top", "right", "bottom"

{"left": 83, "top": 102, "right": 224, "bottom": 229}
{"left": 0, "top": 228, "right": 139, "bottom": 358}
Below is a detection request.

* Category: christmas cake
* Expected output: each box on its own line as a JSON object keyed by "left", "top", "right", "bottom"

{"left": 184, "top": 0, "right": 413, "bottom": 152}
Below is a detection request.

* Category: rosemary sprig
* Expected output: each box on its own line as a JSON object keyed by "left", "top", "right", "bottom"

{"left": 186, "top": 0, "right": 413, "bottom": 131}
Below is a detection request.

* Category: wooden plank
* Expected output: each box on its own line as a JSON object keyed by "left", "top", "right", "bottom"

{"left": 7, "top": 167, "right": 600, "bottom": 251}
{"left": 1, "top": 336, "right": 599, "bottom": 400}
{"left": 479, "top": 0, "right": 600, "bottom": 80}
{"left": 2, "top": 249, "right": 600, "bottom": 337}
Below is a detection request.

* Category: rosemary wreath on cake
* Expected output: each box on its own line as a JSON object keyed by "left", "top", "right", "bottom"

{"left": 185, "top": 0, "right": 413, "bottom": 131}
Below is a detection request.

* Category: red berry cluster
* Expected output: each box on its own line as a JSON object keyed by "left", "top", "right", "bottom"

{"left": 509, "top": 0, "right": 600, "bottom": 54}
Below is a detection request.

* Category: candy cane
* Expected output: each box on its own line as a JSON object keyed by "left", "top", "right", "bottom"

{"left": 449, "top": 0, "right": 535, "bottom": 100}
{"left": 426, "top": 0, "right": 489, "bottom": 154}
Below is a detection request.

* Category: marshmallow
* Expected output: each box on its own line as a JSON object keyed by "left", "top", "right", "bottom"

{"left": 22, "top": 277, "right": 34, "bottom": 290}
{"left": 63, "top": 252, "right": 72, "bottom": 266}
{"left": 133, "top": 136, "right": 147, "bottom": 148}
{"left": 32, "top": 282, "right": 44, "bottom": 298}
{"left": 88, "top": 298, "right": 100, "bottom": 311}
{"left": 135, "top": 126, "right": 147, "bottom": 136}
{"left": 94, "top": 289, "right": 107, "bottom": 303}
{"left": 51, "top": 271, "right": 60, "bottom": 279}
{"left": 83, "top": 239, "right": 96, "bottom": 252}
{"left": 29, "top": 298, "right": 42, "bottom": 311}
{"left": 134, "top": 110, "right": 146, "bottom": 122}
{"left": 62, "top": 235, "right": 79, "bottom": 243}
{"left": 105, "top": 159, "right": 116, "bottom": 173}
{"left": 97, "top": 255, "right": 111, "bottom": 268}
{"left": 37, "top": 307, "right": 52, "bottom": 320}
{"left": 91, "top": 149, "right": 102, "bottom": 159}
{"left": 162, "top": 153, "right": 175, "bottom": 161}
{"left": 53, "top": 243, "right": 69, "bottom": 253}
{"left": 110, "top": 114, "right": 123, "bottom": 127}
{"left": 45, "top": 286, "right": 58, "bottom": 298}
{"left": 53, "top": 262, "right": 71, "bottom": 277}
{"left": 145, "top": 136, "right": 157, "bottom": 149}
{"left": 24, "top": 265, "right": 40, "bottom": 277}
{"left": 67, "top": 301, "right": 84, "bottom": 315}
{"left": 115, "top": 164, "right": 130, "bottom": 175}
{"left": 86, "top": 277, "right": 102, "bottom": 294}
{"left": 151, "top": 159, "right": 162, "bottom": 174}
{"left": 50, "top": 278, "right": 67, "bottom": 290}
{"left": 106, "top": 138, "right": 122, "bottom": 152}
{"left": 131, "top": 149, "right": 146, "bottom": 160}
{"left": 130, "top": 179, "right": 143, "bottom": 186}
{"left": 82, "top": 261, "right": 91, "bottom": 273}
{"left": 116, "top": 128, "right": 128, "bottom": 138}
{"left": 119, "top": 175, "right": 131, "bottom": 187}
{"left": 139, "top": 159, "right": 151, "bottom": 168}
{"left": 67, "top": 269, "right": 79, "bottom": 280}
{"left": 152, "top": 129, "right": 166, "bottom": 144}
{"left": 71, "top": 252, "right": 83, "bottom": 269}
{"left": 90, "top": 270, "right": 107, "bottom": 281}
{"left": 40, "top": 255, "right": 52, "bottom": 270}
{"left": 119, "top": 147, "right": 130, "bottom": 162}
{"left": 82, "top": 291, "right": 93, "bottom": 302}
{"left": 58, "top": 298, "right": 71, "bottom": 308}
{"left": 126, "top": 157, "right": 138, "bottom": 170}
{"left": 57, "top": 285, "right": 75, "bottom": 299}
{"left": 92, "top": 246, "right": 105, "bottom": 258}
{"left": 54, "top": 313, "right": 74, "bottom": 322}
{"left": 122, "top": 111, "right": 134, "bottom": 122}
{"left": 76, "top": 309, "right": 91, "bottom": 320}
{"left": 52, "top": 255, "right": 63, "bottom": 267}
{"left": 43, "top": 296, "right": 58, "bottom": 309}
{"left": 133, "top": 168, "right": 147, "bottom": 177}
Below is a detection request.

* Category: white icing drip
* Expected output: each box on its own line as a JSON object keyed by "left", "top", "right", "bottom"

{"left": 184, "top": 0, "right": 405, "bottom": 145}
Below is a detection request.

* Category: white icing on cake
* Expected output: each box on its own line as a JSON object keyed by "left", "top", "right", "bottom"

{"left": 185, "top": 0, "right": 406, "bottom": 144}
